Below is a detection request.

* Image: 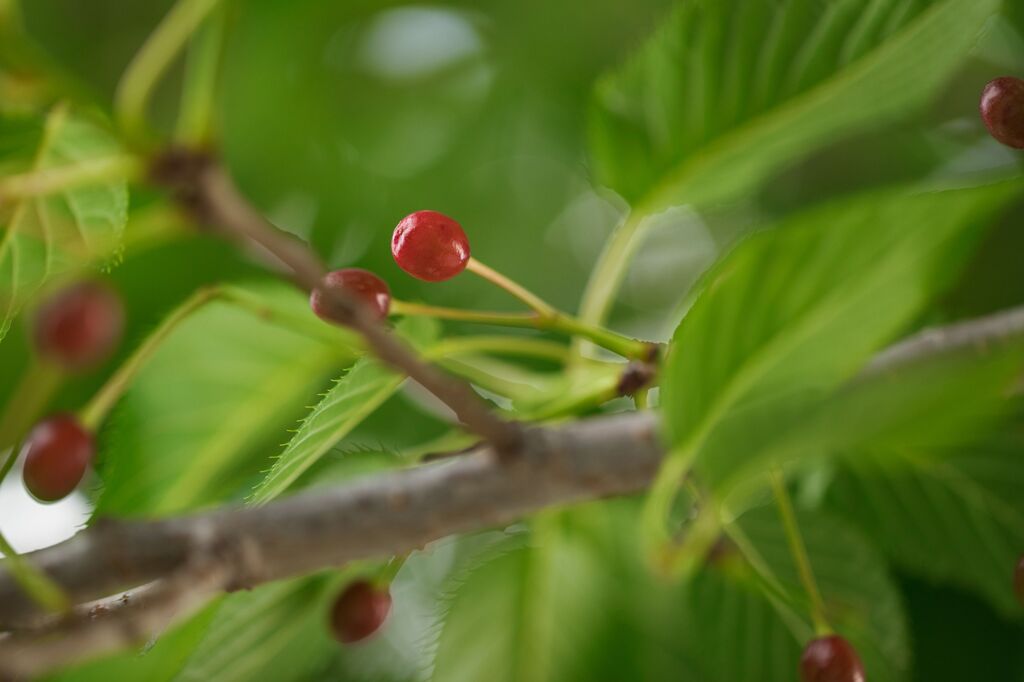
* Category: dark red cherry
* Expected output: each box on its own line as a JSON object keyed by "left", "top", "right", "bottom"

{"left": 310, "top": 268, "right": 391, "bottom": 323}
{"left": 21, "top": 414, "right": 95, "bottom": 502}
{"left": 980, "top": 77, "right": 1024, "bottom": 149}
{"left": 800, "top": 635, "right": 866, "bottom": 682}
{"left": 32, "top": 281, "right": 124, "bottom": 371}
{"left": 329, "top": 580, "right": 392, "bottom": 644}
{"left": 391, "top": 210, "right": 470, "bottom": 282}
{"left": 1014, "top": 554, "right": 1024, "bottom": 607}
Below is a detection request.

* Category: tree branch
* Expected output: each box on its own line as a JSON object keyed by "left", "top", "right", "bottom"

{"left": 0, "top": 305, "right": 1020, "bottom": 674}
{"left": 149, "top": 152, "right": 523, "bottom": 453}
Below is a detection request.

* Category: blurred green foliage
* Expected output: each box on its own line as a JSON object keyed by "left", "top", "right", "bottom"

{"left": 1, "top": 0, "right": 1023, "bottom": 680}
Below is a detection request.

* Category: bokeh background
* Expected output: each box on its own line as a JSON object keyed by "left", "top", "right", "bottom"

{"left": 1, "top": 1, "right": 1024, "bottom": 679}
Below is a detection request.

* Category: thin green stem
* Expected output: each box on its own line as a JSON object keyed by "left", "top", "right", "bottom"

{"left": 0, "top": 155, "right": 142, "bottom": 201}
{"left": 115, "top": 0, "right": 224, "bottom": 142}
{"left": 769, "top": 468, "right": 831, "bottom": 636}
{"left": 78, "top": 287, "right": 220, "bottom": 429}
{"left": 428, "top": 335, "right": 569, "bottom": 364}
{"left": 465, "top": 257, "right": 558, "bottom": 318}
{"left": 573, "top": 210, "right": 648, "bottom": 354}
{"left": 390, "top": 300, "right": 653, "bottom": 360}
{"left": 175, "top": 1, "right": 228, "bottom": 145}
{"left": 0, "top": 360, "right": 62, "bottom": 454}
{"left": 0, "top": 520, "right": 69, "bottom": 614}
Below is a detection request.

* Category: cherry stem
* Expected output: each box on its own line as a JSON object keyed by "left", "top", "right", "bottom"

{"left": 769, "top": 468, "right": 831, "bottom": 636}
{"left": 390, "top": 300, "right": 655, "bottom": 360}
{"left": 0, "top": 360, "right": 62, "bottom": 455}
{"left": 115, "top": 0, "right": 224, "bottom": 142}
{"left": 465, "top": 257, "right": 558, "bottom": 318}
{"left": 0, "top": 155, "right": 142, "bottom": 202}
{"left": 0, "top": 506, "right": 70, "bottom": 615}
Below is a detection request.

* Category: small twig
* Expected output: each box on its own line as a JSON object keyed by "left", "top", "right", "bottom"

{"left": 0, "top": 562, "right": 229, "bottom": 679}
{"left": 151, "top": 153, "right": 523, "bottom": 453}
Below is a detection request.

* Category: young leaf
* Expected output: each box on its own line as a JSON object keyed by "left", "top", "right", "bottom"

{"left": 0, "top": 107, "right": 128, "bottom": 341}
{"left": 590, "top": 0, "right": 999, "bottom": 212}
{"left": 826, "top": 425, "right": 1024, "bottom": 617}
{"left": 95, "top": 288, "right": 350, "bottom": 518}
{"left": 650, "top": 181, "right": 1019, "bottom": 537}
{"left": 249, "top": 317, "right": 438, "bottom": 505}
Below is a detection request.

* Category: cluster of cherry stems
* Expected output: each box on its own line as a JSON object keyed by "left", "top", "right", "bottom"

{"left": 3, "top": 76, "right": 1024, "bottom": 681}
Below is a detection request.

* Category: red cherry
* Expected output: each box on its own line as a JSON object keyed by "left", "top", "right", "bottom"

{"left": 391, "top": 210, "right": 470, "bottom": 282}
{"left": 329, "top": 580, "right": 392, "bottom": 644}
{"left": 1015, "top": 554, "right": 1024, "bottom": 608}
{"left": 32, "top": 281, "right": 124, "bottom": 371}
{"left": 800, "top": 635, "right": 866, "bottom": 682}
{"left": 310, "top": 269, "right": 391, "bottom": 323}
{"left": 980, "top": 77, "right": 1024, "bottom": 149}
{"left": 21, "top": 414, "right": 95, "bottom": 502}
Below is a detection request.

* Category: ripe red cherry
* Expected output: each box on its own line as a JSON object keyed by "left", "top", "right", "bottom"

{"left": 32, "top": 280, "right": 124, "bottom": 371}
{"left": 800, "top": 635, "right": 866, "bottom": 682}
{"left": 310, "top": 268, "right": 391, "bottom": 323}
{"left": 21, "top": 414, "right": 95, "bottom": 502}
{"left": 391, "top": 210, "right": 470, "bottom": 282}
{"left": 980, "top": 77, "right": 1024, "bottom": 149}
{"left": 1015, "top": 554, "right": 1024, "bottom": 607}
{"left": 329, "top": 580, "right": 392, "bottom": 644}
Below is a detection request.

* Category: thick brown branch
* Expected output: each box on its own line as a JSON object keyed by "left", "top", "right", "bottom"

{"left": 0, "top": 413, "right": 661, "bottom": 628}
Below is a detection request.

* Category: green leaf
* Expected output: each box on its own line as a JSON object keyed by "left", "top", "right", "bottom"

{"left": 174, "top": 576, "right": 340, "bottom": 682}
{"left": 96, "top": 287, "right": 349, "bottom": 518}
{"left": 699, "top": 306, "right": 1024, "bottom": 495}
{"left": 825, "top": 425, "right": 1024, "bottom": 617}
{"left": 249, "top": 317, "right": 438, "bottom": 505}
{"left": 0, "top": 107, "right": 128, "bottom": 341}
{"left": 429, "top": 517, "right": 612, "bottom": 682}
{"left": 717, "top": 505, "right": 909, "bottom": 682}
{"left": 590, "top": 0, "right": 1000, "bottom": 212}
{"left": 43, "top": 601, "right": 220, "bottom": 682}
{"left": 650, "top": 181, "right": 1019, "bottom": 535}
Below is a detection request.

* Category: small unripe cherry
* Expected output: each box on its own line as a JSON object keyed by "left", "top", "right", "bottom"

{"left": 21, "top": 414, "right": 95, "bottom": 503}
{"left": 329, "top": 580, "right": 392, "bottom": 644}
{"left": 1014, "top": 554, "right": 1024, "bottom": 608}
{"left": 32, "top": 280, "right": 124, "bottom": 371}
{"left": 310, "top": 268, "right": 391, "bottom": 323}
{"left": 800, "top": 635, "right": 865, "bottom": 682}
{"left": 391, "top": 210, "right": 470, "bottom": 282}
{"left": 980, "top": 77, "right": 1024, "bottom": 149}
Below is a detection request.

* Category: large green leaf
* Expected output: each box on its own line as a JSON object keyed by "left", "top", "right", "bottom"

{"left": 699, "top": 306, "right": 1024, "bottom": 495}
{"left": 589, "top": 0, "right": 999, "bottom": 212}
{"left": 429, "top": 516, "right": 612, "bottom": 682}
{"left": 716, "top": 504, "right": 909, "bottom": 682}
{"left": 249, "top": 318, "right": 437, "bottom": 505}
{"left": 174, "top": 576, "right": 339, "bottom": 682}
{"left": 0, "top": 107, "right": 128, "bottom": 341}
{"left": 826, "top": 424, "right": 1024, "bottom": 617}
{"left": 95, "top": 286, "right": 349, "bottom": 518}
{"left": 650, "top": 181, "right": 1018, "bottom": 534}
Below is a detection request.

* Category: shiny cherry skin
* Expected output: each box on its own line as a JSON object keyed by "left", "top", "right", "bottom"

{"left": 980, "top": 77, "right": 1024, "bottom": 149}
{"left": 21, "top": 414, "right": 95, "bottom": 502}
{"left": 32, "top": 281, "right": 124, "bottom": 371}
{"left": 391, "top": 210, "right": 470, "bottom": 282}
{"left": 329, "top": 580, "right": 392, "bottom": 644}
{"left": 310, "top": 268, "right": 391, "bottom": 323}
{"left": 800, "top": 635, "right": 866, "bottom": 682}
